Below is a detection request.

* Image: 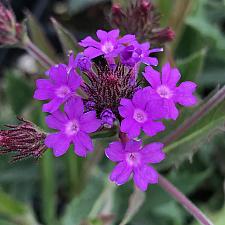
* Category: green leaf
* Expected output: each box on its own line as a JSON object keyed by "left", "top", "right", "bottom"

{"left": 61, "top": 177, "right": 105, "bottom": 225}
{"left": 177, "top": 48, "right": 207, "bottom": 82}
{"left": 5, "top": 70, "right": 33, "bottom": 115}
{"left": 119, "top": 189, "right": 145, "bottom": 225}
{"left": 159, "top": 98, "right": 225, "bottom": 169}
{"left": 51, "top": 18, "right": 80, "bottom": 55}
{"left": 26, "top": 13, "right": 57, "bottom": 61}
{"left": 0, "top": 190, "right": 39, "bottom": 225}
{"left": 186, "top": 0, "right": 225, "bottom": 52}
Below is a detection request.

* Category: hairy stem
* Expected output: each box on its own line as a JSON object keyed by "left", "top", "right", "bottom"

{"left": 158, "top": 174, "right": 214, "bottom": 225}
{"left": 163, "top": 85, "right": 225, "bottom": 146}
{"left": 23, "top": 38, "right": 55, "bottom": 68}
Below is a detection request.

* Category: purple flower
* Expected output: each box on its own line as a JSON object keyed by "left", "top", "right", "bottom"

{"left": 143, "top": 63, "right": 197, "bottom": 120}
{"left": 45, "top": 98, "right": 101, "bottom": 157}
{"left": 100, "top": 109, "right": 116, "bottom": 128}
{"left": 105, "top": 140, "right": 165, "bottom": 191}
{"left": 34, "top": 64, "right": 82, "bottom": 113}
{"left": 118, "top": 88, "right": 165, "bottom": 138}
{"left": 79, "top": 29, "right": 135, "bottom": 59}
{"left": 74, "top": 53, "right": 92, "bottom": 72}
{"left": 120, "top": 41, "right": 163, "bottom": 67}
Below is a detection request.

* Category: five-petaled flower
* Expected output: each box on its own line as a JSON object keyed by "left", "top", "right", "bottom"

{"left": 34, "top": 64, "right": 82, "bottom": 113}
{"left": 120, "top": 41, "right": 163, "bottom": 67}
{"left": 45, "top": 98, "right": 101, "bottom": 157}
{"left": 105, "top": 140, "right": 165, "bottom": 191}
{"left": 119, "top": 88, "right": 165, "bottom": 138}
{"left": 79, "top": 29, "right": 135, "bottom": 60}
{"left": 144, "top": 63, "right": 197, "bottom": 120}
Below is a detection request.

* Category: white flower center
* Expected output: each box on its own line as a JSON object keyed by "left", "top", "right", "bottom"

{"left": 126, "top": 152, "right": 140, "bottom": 166}
{"left": 156, "top": 85, "right": 173, "bottom": 99}
{"left": 101, "top": 41, "right": 114, "bottom": 54}
{"left": 133, "top": 109, "right": 147, "bottom": 123}
{"left": 65, "top": 120, "right": 79, "bottom": 136}
{"left": 56, "top": 85, "right": 71, "bottom": 98}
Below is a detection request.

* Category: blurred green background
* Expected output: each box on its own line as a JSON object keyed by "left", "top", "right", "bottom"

{"left": 0, "top": 0, "right": 225, "bottom": 225}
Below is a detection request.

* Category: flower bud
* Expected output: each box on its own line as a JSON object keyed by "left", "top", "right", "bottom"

{"left": 0, "top": 1, "right": 23, "bottom": 46}
{"left": 0, "top": 118, "right": 47, "bottom": 161}
{"left": 100, "top": 109, "right": 116, "bottom": 128}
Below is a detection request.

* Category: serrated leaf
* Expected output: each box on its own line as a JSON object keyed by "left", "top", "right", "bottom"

{"left": 5, "top": 70, "right": 33, "bottom": 115}
{"left": 158, "top": 98, "right": 225, "bottom": 170}
{"left": 177, "top": 48, "right": 207, "bottom": 82}
{"left": 51, "top": 18, "right": 80, "bottom": 55}
{"left": 61, "top": 177, "right": 105, "bottom": 225}
{"left": 26, "top": 12, "right": 57, "bottom": 61}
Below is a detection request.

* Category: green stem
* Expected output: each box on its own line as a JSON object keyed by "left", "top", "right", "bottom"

{"left": 40, "top": 151, "right": 57, "bottom": 225}
{"left": 66, "top": 147, "right": 80, "bottom": 197}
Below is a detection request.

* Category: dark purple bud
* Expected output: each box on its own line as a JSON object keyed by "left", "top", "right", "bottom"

{"left": 152, "top": 27, "right": 175, "bottom": 43}
{"left": 75, "top": 53, "right": 92, "bottom": 72}
{"left": 0, "top": 118, "right": 47, "bottom": 162}
{"left": 100, "top": 109, "right": 116, "bottom": 128}
{"left": 0, "top": 1, "right": 23, "bottom": 46}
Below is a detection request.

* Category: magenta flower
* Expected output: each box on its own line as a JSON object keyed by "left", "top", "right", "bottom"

{"left": 45, "top": 98, "right": 101, "bottom": 157}
{"left": 120, "top": 41, "right": 163, "bottom": 67}
{"left": 144, "top": 63, "right": 197, "bottom": 120}
{"left": 34, "top": 64, "right": 82, "bottom": 113}
{"left": 74, "top": 53, "right": 92, "bottom": 72}
{"left": 79, "top": 29, "right": 135, "bottom": 59}
{"left": 118, "top": 89, "right": 165, "bottom": 138}
{"left": 105, "top": 140, "right": 165, "bottom": 191}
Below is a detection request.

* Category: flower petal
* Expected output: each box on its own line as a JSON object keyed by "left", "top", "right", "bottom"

{"left": 36, "top": 79, "right": 54, "bottom": 89}
{"left": 45, "top": 113, "right": 65, "bottom": 130}
{"left": 141, "top": 56, "right": 158, "bottom": 66}
{"left": 163, "top": 99, "right": 179, "bottom": 120}
{"left": 119, "top": 98, "right": 135, "bottom": 118}
{"left": 110, "top": 161, "right": 132, "bottom": 185}
{"left": 118, "top": 34, "right": 135, "bottom": 44}
{"left": 96, "top": 30, "right": 108, "bottom": 41}
{"left": 162, "top": 63, "right": 181, "bottom": 87}
{"left": 45, "top": 133, "right": 70, "bottom": 157}
{"left": 42, "top": 98, "right": 64, "bottom": 113}
{"left": 68, "top": 70, "right": 82, "bottom": 91}
{"left": 175, "top": 81, "right": 197, "bottom": 106}
{"left": 79, "top": 36, "right": 101, "bottom": 48}
{"left": 79, "top": 111, "right": 101, "bottom": 133}
{"left": 33, "top": 89, "right": 54, "bottom": 100}
{"left": 141, "top": 143, "right": 165, "bottom": 164}
{"left": 105, "top": 141, "right": 125, "bottom": 162}
{"left": 73, "top": 138, "right": 88, "bottom": 157}
{"left": 142, "top": 120, "right": 165, "bottom": 137}
{"left": 49, "top": 64, "right": 68, "bottom": 85}
{"left": 83, "top": 47, "right": 103, "bottom": 59}
{"left": 124, "top": 140, "right": 142, "bottom": 153}
{"left": 143, "top": 66, "right": 161, "bottom": 88}
{"left": 108, "top": 29, "right": 120, "bottom": 40}
{"left": 76, "top": 131, "right": 94, "bottom": 151}
{"left": 64, "top": 97, "right": 84, "bottom": 119}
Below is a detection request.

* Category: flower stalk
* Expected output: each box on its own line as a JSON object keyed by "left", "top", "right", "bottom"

{"left": 158, "top": 174, "right": 214, "bottom": 225}
{"left": 23, "top": 38, "right": 55, "bottom": 68}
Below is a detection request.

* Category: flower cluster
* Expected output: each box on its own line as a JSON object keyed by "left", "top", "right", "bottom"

{"left": 33, "top": 29, "right": 197, "bottom": 191}
{"left": 109, "top": 0, "right": 175, "bottom": 45}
